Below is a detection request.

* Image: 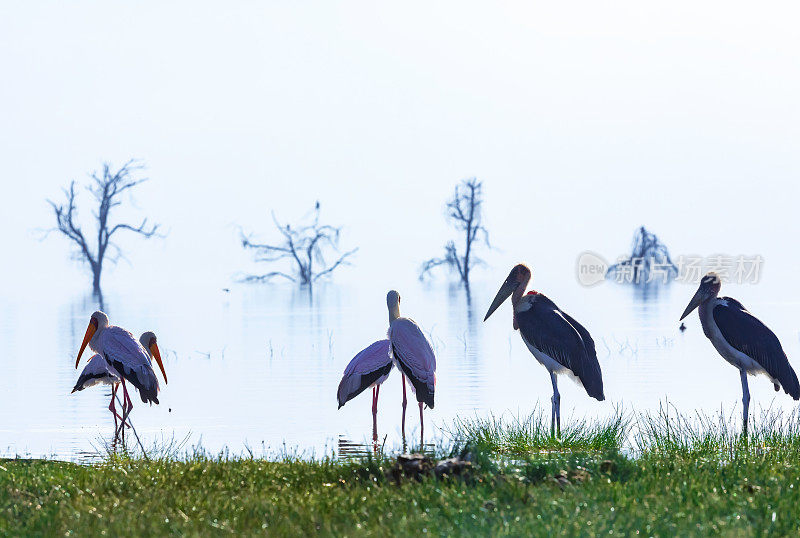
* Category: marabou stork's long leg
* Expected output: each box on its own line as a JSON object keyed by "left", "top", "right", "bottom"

{"left": 740, "top": 369, "right": 750, "bottom": 435}
{"left": 550, "top": 372, "right": 561, "bottom": 437}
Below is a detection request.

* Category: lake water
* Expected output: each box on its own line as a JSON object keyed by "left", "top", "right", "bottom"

{"left": 3, "top": 275, "right": 799, "bottom": 461}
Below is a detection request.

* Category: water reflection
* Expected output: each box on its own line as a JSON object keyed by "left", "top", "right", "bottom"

{"left": 337, "top": 435, "right": 374, "bottom": 459}
{"left": 443, "top": 282, "right": 485, "bottom": 413}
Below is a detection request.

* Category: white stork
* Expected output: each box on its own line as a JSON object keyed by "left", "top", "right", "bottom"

{"left": 680, "top": 272, "right": 800, "bottom": 433}
{"left": 72, "top": 354, "right": 126, "bottom": 435}
{"left": 386, "top": 290, "right": 436, "bottom": 448}
{"left": 337, "top": 339, "right": 393, "bottom": 444}
{"left": 484, "top": 264, "right": 604, "bottom": 436}
{"left": 75, "top": 311, "right": 167, "bottom": 430}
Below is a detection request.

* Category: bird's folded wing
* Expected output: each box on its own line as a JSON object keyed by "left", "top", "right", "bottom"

{"left": 337, "top": 339, "right": 392, "bottom": 407}
{"left": 389, "top": 318, "right": 436, "bottom": 391}
{"left": 102, "top": 327, "right": 159, "bottom": 388}
{"left": 341, "top": 339, "right": 392, "bottom": 377}
{"left": 713, "top": 299, "right": 800, "bottom": 399}
{"left": 518, "top": 295, "right": 604, "bottom": 400}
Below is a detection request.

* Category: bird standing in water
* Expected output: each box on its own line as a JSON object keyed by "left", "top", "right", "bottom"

{"left": 484, "top": 264, "right": 604, "bottom": 436}
{"left": 75, "top": 312, "right": 168, "bottom": 437}
{"left": 386, "top": 290, "right": 436, "bottom": 449}
{"left": 337, "top": 339, "right": 393, "bottom": 447}
{"left": 680, "top": 272, "right": 800, "bottom": 433}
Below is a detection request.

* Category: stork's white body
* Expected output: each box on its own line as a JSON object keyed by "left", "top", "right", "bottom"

{"left": 385, "top": 290, "right": 436, "bottom": 447}
{"left": 90, "top": 325, "right": 160, "bottom": 396}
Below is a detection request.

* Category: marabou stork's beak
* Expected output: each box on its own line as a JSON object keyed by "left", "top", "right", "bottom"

{"left": 149, "top": 340, "right": 167, "bottom": 384}
{"left": 680, "top": 285, "right": 706, "bottom": 321}
{"left": 76, "top": 318, "right": 98, "bottom": 368}
{"left": 484, "top": 276, "right": 517, "bottom": 321}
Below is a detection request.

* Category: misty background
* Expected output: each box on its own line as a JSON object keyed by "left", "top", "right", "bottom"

{"left": 1, "top": 1, "right": 799, "bottom": 458}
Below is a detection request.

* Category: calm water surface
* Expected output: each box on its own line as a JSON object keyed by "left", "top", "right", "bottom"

{"left": 2, "top": 278, "right": 799, "bottom": 461}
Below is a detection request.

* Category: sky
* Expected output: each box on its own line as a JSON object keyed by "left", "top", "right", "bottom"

{"left": 1, "top": 0, "right": 799, "bottom": 300}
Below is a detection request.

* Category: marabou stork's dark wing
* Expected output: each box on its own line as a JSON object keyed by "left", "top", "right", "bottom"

{"left": 516, "top": 294, "right": 605, "bottom": 401}
{"left": 713, "top": 297, "right": 800, "bottom": 399}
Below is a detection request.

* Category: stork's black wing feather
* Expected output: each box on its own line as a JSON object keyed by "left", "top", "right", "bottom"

{"left": 560, "top": 311, "right": 604, "bottom": 401}
{"left": 713, "top": 297, "right": 800, "bottom": 399}
{"left": 516, "top": 294, "right": 605, "bottom": 401}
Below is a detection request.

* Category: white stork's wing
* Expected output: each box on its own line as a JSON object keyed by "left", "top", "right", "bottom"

{"left": 72, "top": 354, "right": 120, "bottom": 392}
{"left": 389, "top": 318, "right": 436, "bottom": 408}
{"left": 337, "top": 339, "right": 393, "bottom": 408}
{"left": 100, "top": 326, "right": 160, "bottom": 403}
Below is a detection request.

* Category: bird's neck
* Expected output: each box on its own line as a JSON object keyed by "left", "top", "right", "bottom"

{"left": 510, "top": 279, "right": 528, "bottom": 331}
{"left": 89, "top": 326, "right": 105, "bottom": 353}
{"left": 510, "top": 275, "right": 529, "bottom": 309}
{"left": 388, "top": 305, "right": 401, "bottom": 324}
{"left": 698, "top": 296, "right": 716, "bottom": 338}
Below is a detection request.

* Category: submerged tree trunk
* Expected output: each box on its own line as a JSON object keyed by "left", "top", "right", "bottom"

{"left": 419, "top": 177, "right": 488, "bottom": 286}
{"left": 92, "top": 264, "right": 102, "bottom": 295}
{"left": 47, "top": 160, "right": 160, "bottom": 298}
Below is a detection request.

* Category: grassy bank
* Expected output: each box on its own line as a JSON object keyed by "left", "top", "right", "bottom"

{"left": 3, "top": 410, "right": 800, "bottom": 536}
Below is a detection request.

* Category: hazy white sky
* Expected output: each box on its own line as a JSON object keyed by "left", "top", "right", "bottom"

{"left": 2, "top": 1, "right": 799, "bottom": 298}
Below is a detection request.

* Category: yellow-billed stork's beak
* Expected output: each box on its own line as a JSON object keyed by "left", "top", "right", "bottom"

{"left": 76, "top": 319, "right": 98, "bottom": 368}
{"left": 150, "top": 342, "right": 167, "bottom": 384}
{"left": 680, "top": 286, "right": 705, "bottom": 321}
{"left": 484, "top": 277, "right": 517, "bottom": 321}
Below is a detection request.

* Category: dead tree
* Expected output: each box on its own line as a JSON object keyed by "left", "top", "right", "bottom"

{"left": 47, "top": 160, "right": 160, "bottom": 295}
{"left": 606, "top": 226, "right": 678, "bottom": 285}
{"left": 420, "top": 178, "right": 489, "bottom": 285}
{"left": 240, "top": 202, "right": 357, "bottom": 285}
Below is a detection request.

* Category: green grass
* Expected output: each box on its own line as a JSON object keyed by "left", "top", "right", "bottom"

{"left": 3, "top": 409, "right": 800, "bottom": 536}
{"left": 444, "top": 408, "right": 627, "bottom": 456}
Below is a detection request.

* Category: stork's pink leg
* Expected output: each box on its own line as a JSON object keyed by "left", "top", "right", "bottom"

{"left": 109, "top": 385, "right": 121, "bottom": 437}
{"left": 116, "top": 382, "right": 128, "bottom": 439}
{"left": 124, "top": 382, "right": 134, "bottom": 422}
{"left": 371, "top": 386, "right": 378, "bottom": 444}
{"left": 419, "top": 402, "right": 424, "bottom": 449}
{"left": 401, "top": 375, "right": 408, "bottom": 443}
{"left": 124, "top": 385, "right": 134, "bottom": 440}
{"left": 118, "top": 378, "right": 134, "bottom": 440}
{"left": 108, "top": 385, "right": 125, "bottom": 422}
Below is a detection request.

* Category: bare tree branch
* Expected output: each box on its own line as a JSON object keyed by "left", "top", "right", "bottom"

{"left": 108, "top": 219, "right": 159, "bottom": 238}
{"left": 420, "top": 178, "right": 490, "bottom": 284}
{"left": 47, "top": 160, "right": 161, "bottom": 295}
{"left": 312, "top": 248, "right": 358, "bottom": 282}
{"left": 240, "top": 271, "right": 297, "bottom": 283}
{"left": 240, "top": 202, "right": 357, "bottom": 286}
